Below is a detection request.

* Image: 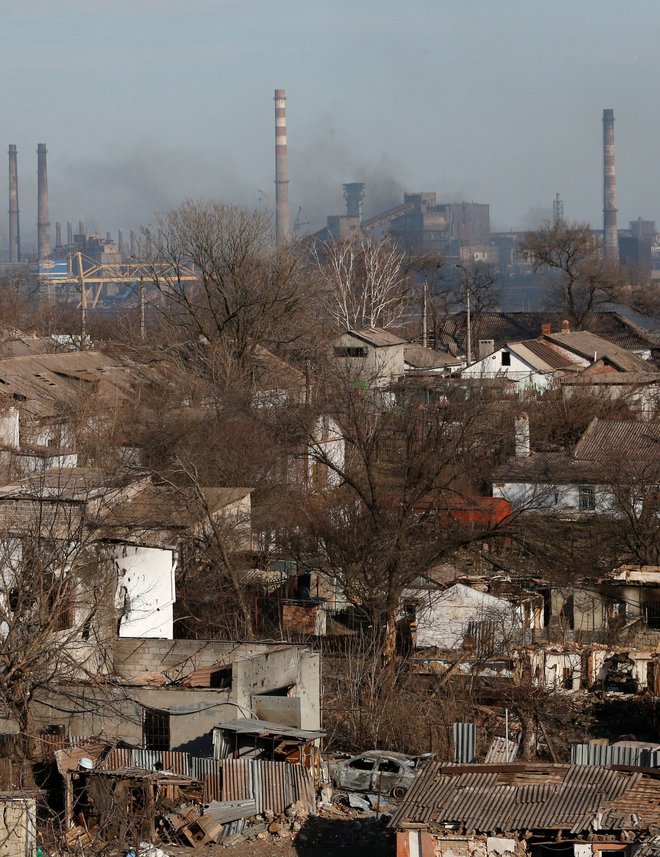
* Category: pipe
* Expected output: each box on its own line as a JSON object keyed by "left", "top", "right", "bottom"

{"left": 274, "top": 88, "right": 290, "bottom": 246}
{"left": 602, "top": 109, "right": 619, "bottom": 262}
{"left": 8, "top": 145, "right": 20, "bottom": 262}
{"left": 37, "top": 143, "right": 50, "bottom": 260}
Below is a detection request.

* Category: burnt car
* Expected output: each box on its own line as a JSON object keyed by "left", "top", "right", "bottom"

{"left": 328, "top": 750, "right": 432, "bottom": 798}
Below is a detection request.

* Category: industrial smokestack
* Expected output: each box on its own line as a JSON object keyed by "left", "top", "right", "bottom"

{"left": 343, "top": 183, "right": 366, "bottom": 222}
{"left": 55, "top": 222, "right": 61, "bottom": 248}
{"left": 274, "top": 88, "right": 290, "bottom": 246}
{"left": 602, "top": 109, "right": 619, "bottom": 262}
{"left": 37, "top": 143, "right": 50, "bottom": 261}
{"left": 67, "top": 222, "right": 73, "bottom": 245}
{"left": 118, "top": 229, "right": 124, "bottom": 255}
{"left": 8, "top": 145, "right": 20, "bottom": 263}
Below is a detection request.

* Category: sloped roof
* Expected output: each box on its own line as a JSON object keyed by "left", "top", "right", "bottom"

{"left": 448, "top": 311, "right": 660, "bottom": 353}
{"left": 103, "top": 483, "right": 252, "bottom": 533}
{"left": 389, "top": 763, "right": 660, "bottom": 834}
{"left": 348, "top": 327, "right": 407, "bottom": 347}
{"left": 546, "top": 330, "right": 654, "bottom": 372}
{"left": 573, "top": 417, "right": 660, "bottom": 461}
{"left": 404, "top": 345, "right": 461, "bottom": 370}
{"left": 508, "top": 339, "right": 583, "bottom": 372}
{"left": 494, "top": 418, "right": 660, "bottom": 483}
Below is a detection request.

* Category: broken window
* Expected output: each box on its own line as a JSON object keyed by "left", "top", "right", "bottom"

{"left": 334, "top": 347, "right": 368, "bottom": 358}
{"left": 143, "top": 708, "right": 170, "bottom": 751}
{"left": 377, "top": 759, "right": 401, "bottom": 774}
{"left": 349, "top": 757, "right": 376, "bottom": 771}
{"left": 501, "top": 351, "right": 511, "bottom": 366}
{"left": 578, "top": 485, "right": 596, "bottom": 511}
{"left": 645, "top": 600, "right": 660, "bottom": 630}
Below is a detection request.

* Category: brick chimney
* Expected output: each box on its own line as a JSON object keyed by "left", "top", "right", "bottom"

{"left": 514, "top": 413, "right": 530, "bottom": 458}
{"left": 562, "top": 319, "right": 570, "bottom": 332}
{"left": 541, "top": 322, "right": 551, "bottom": 336}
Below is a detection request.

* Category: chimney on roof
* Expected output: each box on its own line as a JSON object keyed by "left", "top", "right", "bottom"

{"left": 562, "top": 319, "right": 570, "bottom": 332}
{"left": 514, "top": 413, "right": 530, "bottom": 458}
{"left": 541, "top": 322, "right": 551, "bottom": 336}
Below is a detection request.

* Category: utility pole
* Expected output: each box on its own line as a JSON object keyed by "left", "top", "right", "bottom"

{"left": 139, "top": 276, "right": 146, "bottom": 340}
{"left": 422, "top": 278, "right": 429, "bottom": 348}
{"left": 457, "top": 264, "right": 472, "bottom": 365}
{"left": 78, "top": 251, "right": 87, "bottom": 350}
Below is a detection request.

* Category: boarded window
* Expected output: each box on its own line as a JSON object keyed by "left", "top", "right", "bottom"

{"left": 143, "top": 708, "right": 170, "bottom": 751}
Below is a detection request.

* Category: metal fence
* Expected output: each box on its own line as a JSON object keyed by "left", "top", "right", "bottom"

{"left": 571, "top": 743, "right": 660, "bottom": 768}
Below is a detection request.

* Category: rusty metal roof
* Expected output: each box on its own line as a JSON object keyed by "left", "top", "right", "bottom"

{"left": 389, "top": 763, "right": 660, "bottom": 834}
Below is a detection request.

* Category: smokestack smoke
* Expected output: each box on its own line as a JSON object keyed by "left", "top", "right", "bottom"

{"left": 274, "top": 88, "right": 290, "bottom": 245}
{"left": 37, "top": 143, "right": 50, "bottom": 261}
{"left": 602, "top": 109, "right": 618, "bottom": 262}
{"left": 8, "top": 145, "right": 20, "bottom": 263}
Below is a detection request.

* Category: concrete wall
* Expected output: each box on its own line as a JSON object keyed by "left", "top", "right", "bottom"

{"left": 33, "top": 640, "right": 320, "bottom": 752}
{"left": 333, "top": 333, "right": 405, "bottom": 387}
{"left": 113, "top": 544, "right": 176, "bottom": 639}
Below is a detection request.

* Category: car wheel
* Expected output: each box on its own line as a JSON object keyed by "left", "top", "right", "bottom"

{"left": 392, "top": 786, "right": 407, "bottom": 799}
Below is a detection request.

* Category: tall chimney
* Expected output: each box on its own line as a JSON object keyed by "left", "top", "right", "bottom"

{"left": 274, "top": 88, "right": 290, "bottom": 246}
{"left": 602, "top": 109, "right": 619, "bottom": 262}
{"left": 8, "top": 145, "right": 20, "bottom": 263}
{"left": 67, "top": 222, "right": 73, "bottom": 245}
{"left": 55, "top": 222, "right": 61, "bottom": 248}
{"left": 118, "top": 229, "right": 124, "bottom": 255}
{"left": 37, "top": 143, "right": 50, "bottom": 260}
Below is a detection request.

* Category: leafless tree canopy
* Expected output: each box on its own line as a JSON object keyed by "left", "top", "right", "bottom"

{"left": 520, "top": 221, "right": 627, "bottom": 328}
{"left": 312, "top": 233, "right": 410, "bottom": 331}
{"left": 140, "top": 200, "right": 310, "bottom": 360}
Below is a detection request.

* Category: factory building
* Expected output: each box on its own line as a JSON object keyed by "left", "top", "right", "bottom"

{"left": 315, "top": 188, "right": 490, "bottom": 258}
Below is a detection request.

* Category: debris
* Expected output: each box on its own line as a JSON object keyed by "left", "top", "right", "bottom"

{"left": 223, "top": 833, "right": 246, "bottom": 847}
{"left": 348, "top": 793, "right": 371, "bottom": 811}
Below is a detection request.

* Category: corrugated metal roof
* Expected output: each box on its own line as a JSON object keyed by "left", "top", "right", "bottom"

{"left": 573, "top": 418, "right": 660, "bottom": 462}
{"left": 213, "top": 719, "right": 323, "bottom": 742}
{"left": 510, "top": 340, "right": 582, "bottom": 372}
{"left": 389, "top": 764, "right": 660, "bottom": 834}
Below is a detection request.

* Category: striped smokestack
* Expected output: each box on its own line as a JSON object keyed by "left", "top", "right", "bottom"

{"left": 602, "top": 109, "right": 618, "bottom": 262}
{"left": 8, "top": 145, "right": 20, "bottom": 263}
{"left": 37, "top": 143, "right": 50, "bottom": 260}
{"left": 274, "top": 88, "right": 290, "bottom": 245}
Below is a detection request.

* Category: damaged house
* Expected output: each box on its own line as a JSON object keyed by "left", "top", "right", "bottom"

{"left": 391, "top": 763, "right": 660, "bottom": 857}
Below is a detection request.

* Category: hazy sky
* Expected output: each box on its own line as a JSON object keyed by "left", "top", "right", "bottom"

{"left": 2, "top": 0, "right": 659, "bottom": 244}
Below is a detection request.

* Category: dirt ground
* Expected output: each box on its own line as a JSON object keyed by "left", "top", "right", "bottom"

{"left": 166, "top": 816, "right": 393, "bottom": 857}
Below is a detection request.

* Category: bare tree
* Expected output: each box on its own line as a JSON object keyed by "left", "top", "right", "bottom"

{"left": 139, "top": 200, "right": 311, "bottom": 361}
{"left": 280, "top": 365, "right": 514, "bottom": 671}
{"left": 0, "top": 470, "right": 120, "bottom": 765}
{"left": 520, "top": 221, "right": 626, "bottom": 328}
{"left": 312, "top": 233, "right": 410, "bottom": 331}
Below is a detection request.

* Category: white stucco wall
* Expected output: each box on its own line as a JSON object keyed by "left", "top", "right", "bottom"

{"left": 460, "top": 349, "right": 548, "bottom": 390}
{"left": 493, "top": 482, "right": 614, "bottom": 513}
{"left": 114, "top": 544, "right": 176, "bottom": 639}
{"left": 332, "top": 333, "right": 405, "bottom": 387}
{"left": 404, "top": 582, "right": 520, "bottom": 650}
